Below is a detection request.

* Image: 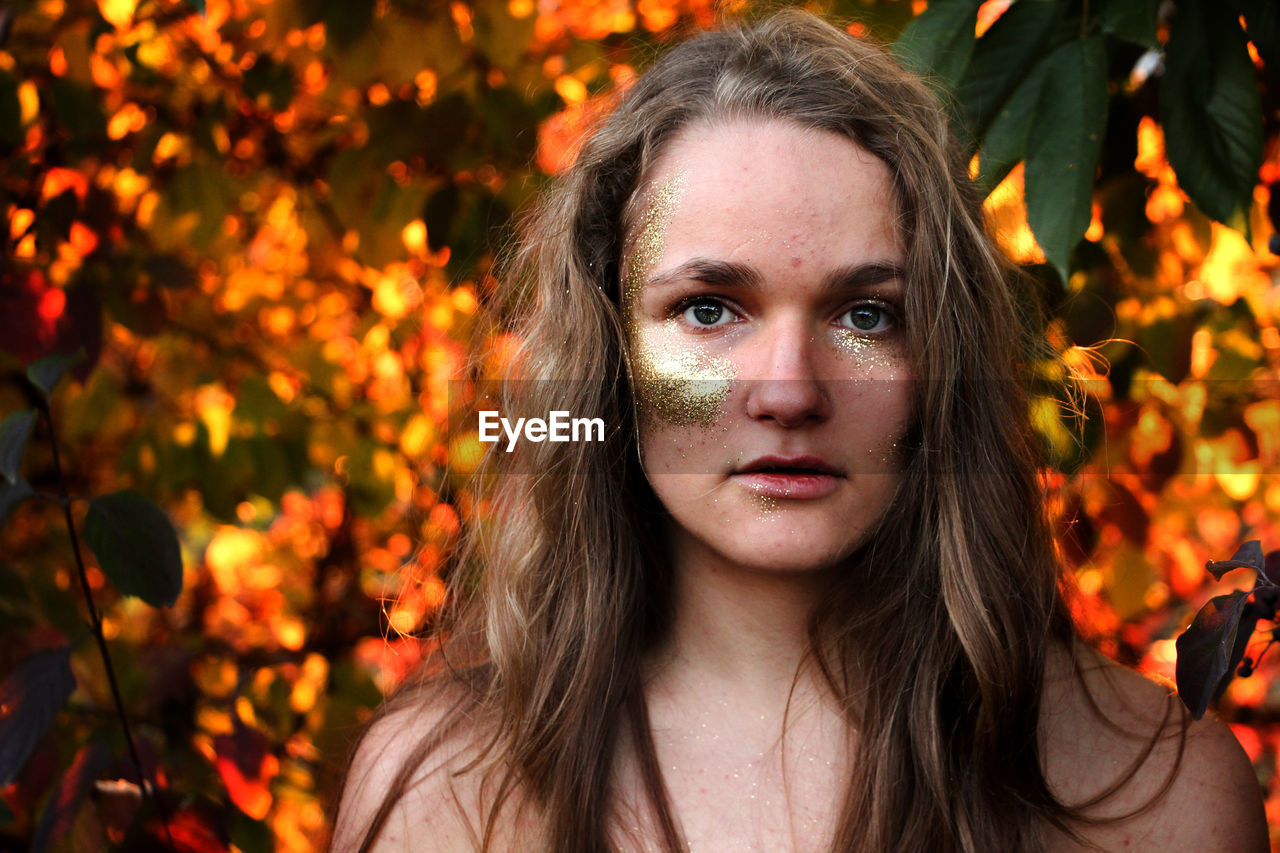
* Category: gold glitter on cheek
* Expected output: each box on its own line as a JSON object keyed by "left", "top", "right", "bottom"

{"left": 632, "top": 320, "right": 734, "bottom": 427}
{"left": 830, "top": 327, "right": 908, "bottom": 376}
{"left": 831, "top": 327, "right": 872, "bottom": 358}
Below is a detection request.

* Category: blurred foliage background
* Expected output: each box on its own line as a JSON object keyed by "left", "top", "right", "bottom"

{"left": 0, "top": 0, "right": 1278, "bottom": 850}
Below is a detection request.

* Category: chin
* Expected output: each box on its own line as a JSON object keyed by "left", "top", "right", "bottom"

{"left": 687, "top": 522, "right": 867, "bottom": 575}
{"left": 743, "top": 542, "right": 859, "bottom": 574}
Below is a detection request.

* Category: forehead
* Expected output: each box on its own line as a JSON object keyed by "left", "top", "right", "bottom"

{"left": 632, "top": 119, "right": 901, "bottom": 267}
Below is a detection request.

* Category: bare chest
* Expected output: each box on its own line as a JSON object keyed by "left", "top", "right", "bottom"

{"left": 614, "top": 707, "right": 850, "bottom": 853}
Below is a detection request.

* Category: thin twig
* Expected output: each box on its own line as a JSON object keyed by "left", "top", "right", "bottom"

{"left": 37, "top": 397, "right": 177, "bottom": 850}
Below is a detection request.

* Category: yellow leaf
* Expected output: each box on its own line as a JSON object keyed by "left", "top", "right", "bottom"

{"left": 97, "top": 0, "right": 137, "bottom": 30}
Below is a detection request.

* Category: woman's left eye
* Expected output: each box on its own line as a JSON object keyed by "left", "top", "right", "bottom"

{"left": 680, "top": 299, "right": 737, "bottom": 327}
{"left": 836, "top": 302, "right": 894, "bottom": 334}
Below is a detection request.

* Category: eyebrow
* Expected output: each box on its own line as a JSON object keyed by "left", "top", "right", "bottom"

{"left": 644, "top": 258, "right": 905, "bottom": 292}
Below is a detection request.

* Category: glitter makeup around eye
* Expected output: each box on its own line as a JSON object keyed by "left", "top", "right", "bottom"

{"left": 621, "top": 169, "right": 735, "bottom": 428}
{"left": 831, "top": 327, "right": 873, "bottom": 357}
{"left": 831, "top": 327, "right": 906, "bottom": 378}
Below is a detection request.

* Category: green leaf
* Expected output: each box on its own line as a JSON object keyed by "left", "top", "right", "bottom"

{"left": 1098, "top": 0, "right": 1159, "bottom": 49}
{"left": 975, "top": 59, "right": 1049, "bottom": 194}
{"left": 892, "top": 0, "right": 984, "bottom": 90}
{"left": 83, "top": 491, "right": 184, "bottom": 608}
{"left": 0, "top": 475, "right": 37, "bottom": 523}
{"left": 0, "top": 645, "right": 76, "bottom": 787}
{"left": 0, "top": 410, "right": 36, "bottom": 484}
{"left": 1161, "top": 0, "right": 1264, "bottom": 231}
{"left": 1206, "top": 539, "right": 1265, "bottom": 580}
{"left": 1176, "top": 591, "right": 1251, "bottom": 719}
{"left": 1025, "top": 36, "right": 1108, "bottom": 283}
{"left": 26, "top": 350, "right": 84, "bottom": 401}
{"left": 955, "top": 0, "right": 1065, "bottom": 145}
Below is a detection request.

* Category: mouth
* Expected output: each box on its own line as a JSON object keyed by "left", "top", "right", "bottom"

{"left": 735, "top": 455, "right": 843, "bottom": 476}
{"left": 731, "top": 455, "right": 843, "bottom": 499}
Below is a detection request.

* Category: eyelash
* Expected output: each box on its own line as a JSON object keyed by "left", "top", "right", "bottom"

{"left": 668, "top": 295, "right": 900, "bottom": 335}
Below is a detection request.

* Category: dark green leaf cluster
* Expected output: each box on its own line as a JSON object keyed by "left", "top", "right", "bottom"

{"left": 893, "top": 0, "right": 1268, "bottom": 282}
{"left": 0, "top": 356, "right": 184, "bottom": 847}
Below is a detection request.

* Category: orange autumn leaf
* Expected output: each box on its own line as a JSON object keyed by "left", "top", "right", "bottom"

{"left": 213, "top": 724, "right": 279, "bottom": 820}
{"left": 150, "top": 808, "right": 230, "bottom": 853}
{"left": 41, "top": 167, "right": 88, "bottom": 202}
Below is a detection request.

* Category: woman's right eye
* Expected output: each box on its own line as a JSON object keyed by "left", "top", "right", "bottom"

{"left": 679, "top": 299, "right": 738, "bottom": 328}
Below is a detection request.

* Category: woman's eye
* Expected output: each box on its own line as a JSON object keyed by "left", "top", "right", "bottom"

{"left": 680, "top": 300, "right": 736, "bottom": 327}
{"left": 837, "top": 303, "right": 894, "bottom": 334}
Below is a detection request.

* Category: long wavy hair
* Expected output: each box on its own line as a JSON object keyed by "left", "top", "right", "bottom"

{"left": 333, "top": 10, "right": 1185, "bottom": 852}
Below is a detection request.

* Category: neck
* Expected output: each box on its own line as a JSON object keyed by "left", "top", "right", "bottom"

{"left": 646, "top": 527, "right": 833, "bottom": 709}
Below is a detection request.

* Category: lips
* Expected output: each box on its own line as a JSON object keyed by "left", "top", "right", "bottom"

{"left": 732, "top": 454, "right": 843, "bottom": 499}
{"left": 736, "top": 454, "right": 842, "bottom": 476}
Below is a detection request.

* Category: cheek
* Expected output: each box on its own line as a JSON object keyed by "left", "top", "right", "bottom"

{"left": 635, "top": 407, "right": 715, "bottom": 478}
{"left": 835, "top": 376, "right": 915, "bottom": 469}
{"left": 628, "top": 321, "right": 735, "bottom": 428}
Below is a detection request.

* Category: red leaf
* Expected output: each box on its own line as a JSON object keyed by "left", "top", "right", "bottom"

{"left": 150, "top": 807, "right": 230, "bottom": 853}
{"left": 29, "top": 743, "right": 109, "bottom": 853}
{"left": 213, "top": 723, "right": 278, "bottom": 820}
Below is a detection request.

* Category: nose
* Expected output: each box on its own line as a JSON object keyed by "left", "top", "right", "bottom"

{"left": 743, "top": 318, "right": 830, "bottom": 427}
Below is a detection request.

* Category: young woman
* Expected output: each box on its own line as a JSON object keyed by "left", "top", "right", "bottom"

{"left": 330, "top": 10, "right": 1268, "bottom": 852}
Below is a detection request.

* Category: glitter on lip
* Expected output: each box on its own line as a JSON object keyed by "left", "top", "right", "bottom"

{"left": 732, "top": 471, "right": 840, "bottom": 499}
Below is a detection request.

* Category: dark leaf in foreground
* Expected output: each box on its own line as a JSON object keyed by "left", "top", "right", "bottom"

{"left": 26, "top": 350, "right": 84, "bottom": 402}
{"left": 1176, "top": 590, "right": 1251, "bottom": 719}
{"left": 0, "top": 645, "right": 76, "bottom": 786}
{"left": 1162, "top": 0, "right": 1263, "bottom": 230}
{"left": 954, "top": 0, "right": 1064, "bottom": 144}
{"left": 974, "top": 49, "right": 1048, "bottom": 194}
{"left": 1098, "top": 0, "right": 1159, "bottom": 49}
{"left": 1206, "top": 539, "right": 1265, "bottom": 580}
{"left": 892, "top": 0, "right": 982, "bottom": 90}
{"left": 1025, "top": 35, "right": 1108, "bottom": 283}
{"left": 84, "top": 491, "right": 185, "bottom": 608}
{"left": 0, "top": 475, "right": 36, "bottom": 524}
{"left": 0, "top": 409, "right": 36, "bottom": 484}
{"left": 1264, "top": 550, "right": 1280, "bottom": 586}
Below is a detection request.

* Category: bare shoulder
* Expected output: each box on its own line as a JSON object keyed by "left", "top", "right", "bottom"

{"left": 330, "top": 688, "right": 494, "bottom": 853}
{"left": 1040, "top": 640, "right": 1268, "bottom": 852}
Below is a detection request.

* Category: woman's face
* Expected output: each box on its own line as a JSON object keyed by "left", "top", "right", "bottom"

{"left": 623, "top": 119, "right": 914, "bottom": 575}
